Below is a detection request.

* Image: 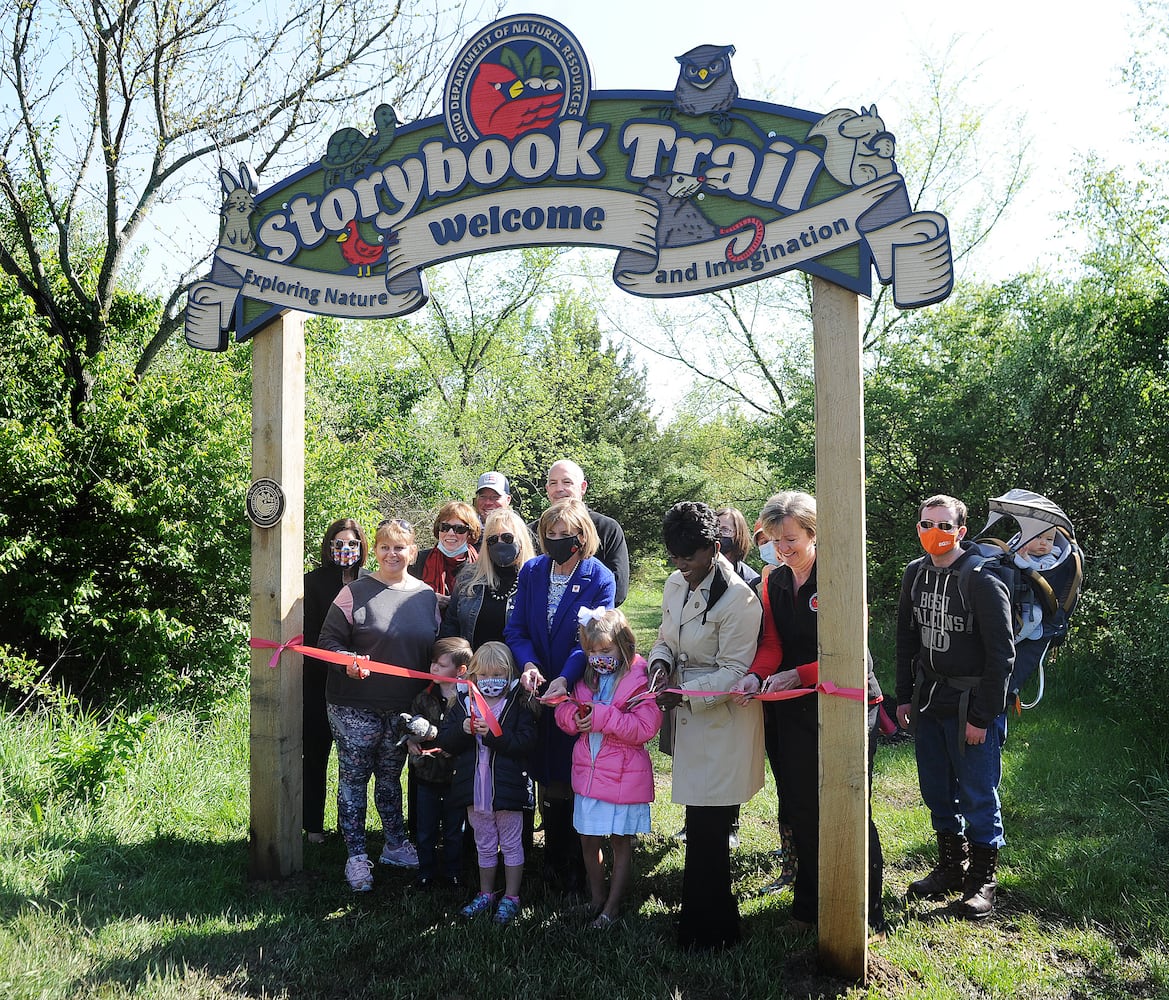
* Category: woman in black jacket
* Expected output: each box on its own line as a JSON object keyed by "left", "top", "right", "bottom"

{"left": 302, "top": 518, "right": 368, "bottom": 843}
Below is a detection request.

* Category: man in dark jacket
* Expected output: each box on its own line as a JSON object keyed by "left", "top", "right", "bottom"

{"left": 895, "top": 494, "right": 1014, "bottom": 920}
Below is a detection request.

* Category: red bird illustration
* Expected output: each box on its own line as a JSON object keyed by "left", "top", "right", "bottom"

{"left": 336, "top": 220, "right": 389, "bottom": 276}
{"left": 468, "top": 63, "right": 563, "bottom": 140}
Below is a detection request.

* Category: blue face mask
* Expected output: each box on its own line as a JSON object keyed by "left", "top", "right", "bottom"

{"left": 477, "top": 677, "right": 508, "bottom": 698}
{"left": 439, "top": 538, "right": 469, "bottom": 558}
{"left": 759, "top": 540, "right": 781, "bottom": 566}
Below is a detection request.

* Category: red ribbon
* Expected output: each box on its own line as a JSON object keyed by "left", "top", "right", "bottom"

{"left": 250, "top": 637, "right": 503, "bottom": 737}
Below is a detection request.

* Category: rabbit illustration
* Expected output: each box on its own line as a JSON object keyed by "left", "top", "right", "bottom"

{"left": 218, "top": 163, "right": 259, "bottom": 253}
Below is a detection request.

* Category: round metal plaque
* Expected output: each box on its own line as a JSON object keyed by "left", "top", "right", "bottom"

{"left": 246, "top": 478, "right": 286, "bottom": 527}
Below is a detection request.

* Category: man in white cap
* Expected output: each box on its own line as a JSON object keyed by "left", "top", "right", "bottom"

{"left": 473, "top": 471, "right": 512, "bottom": 524}
{"left": 540, "top": 458, "right": 630, "bottom": 606}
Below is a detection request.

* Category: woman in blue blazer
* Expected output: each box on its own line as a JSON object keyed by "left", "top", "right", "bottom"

{"left": 506, "top": 498, "right": 616, "bottom": 893}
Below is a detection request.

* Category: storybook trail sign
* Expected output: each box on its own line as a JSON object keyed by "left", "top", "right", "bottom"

{"left": 187, "top": 13, "right": 953, "bottom": 979}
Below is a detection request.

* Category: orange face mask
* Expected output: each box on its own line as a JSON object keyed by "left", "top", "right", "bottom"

{"left": 919, "top": 526, "right": 959, "bottom": 557}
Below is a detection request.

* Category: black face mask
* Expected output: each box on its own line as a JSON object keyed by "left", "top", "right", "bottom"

{"left": 719, "top": 535, "right": 739, "bottom": 561}
{"left": 488, "top": 541, "right": 520, "bottom": 567}
{"left": 544, "top": 535, "right": 580, "bottom": 565}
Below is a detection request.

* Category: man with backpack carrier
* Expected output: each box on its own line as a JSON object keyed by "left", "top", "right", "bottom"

{"left": 895, "top": 493, "right": 1014, "bottom": 920}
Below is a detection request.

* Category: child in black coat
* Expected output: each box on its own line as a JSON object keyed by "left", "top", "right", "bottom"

{"left": 439, "top": 641, "right": 537, "bottom": 925}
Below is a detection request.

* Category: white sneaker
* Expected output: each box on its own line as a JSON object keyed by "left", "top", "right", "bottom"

{"left": 345, "top": 853, "right": 374, "bottom": 892}
{"left": 379, "top": 840, "right": 419, "bottom": 868}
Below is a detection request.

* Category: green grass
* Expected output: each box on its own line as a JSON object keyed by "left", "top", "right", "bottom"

{"left": 1, "top": 584, "right": 1167, "bottom": 999}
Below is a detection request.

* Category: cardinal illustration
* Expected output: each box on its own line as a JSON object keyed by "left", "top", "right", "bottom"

{"left": 336, "top": 220, "right": 392, "bottom": 276}
{"left": 468, "top": 62, "right": 563, "bottom": 140}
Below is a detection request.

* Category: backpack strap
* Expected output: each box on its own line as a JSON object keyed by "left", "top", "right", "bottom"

{"left": 910, "top": 660, "right": 983, "bottom": 753}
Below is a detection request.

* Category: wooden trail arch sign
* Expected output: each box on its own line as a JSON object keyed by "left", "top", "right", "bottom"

{"left": 186, "top": 13, "right": 953, "bottom": 980}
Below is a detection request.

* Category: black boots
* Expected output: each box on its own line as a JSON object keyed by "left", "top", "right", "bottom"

{"left": 955, "top": 843, "right": 998, "bottom": 920}
{"left": 906, "top": 831, "right": 969, "bottom": 899}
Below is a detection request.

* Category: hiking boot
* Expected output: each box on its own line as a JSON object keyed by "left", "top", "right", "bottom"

{"left": 906, "top": 831, "right": 968, "bottom": 899}
{"left": 379, "top": 840, "right": 419, "bottom": 868}
{"left": 461, "top": 891, "right": 499, "bottom": 920}
{"left": 493, "top": 894, "right": 521, "bottom": 925}
{"left": 344, "top": 854, "right": 374, "bottom": 892}
{"left": 955, "top": 843, "right": 998, "bottom": 920}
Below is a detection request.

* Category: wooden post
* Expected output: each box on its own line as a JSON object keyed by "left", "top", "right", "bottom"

{"left": 248, "top": 310, "right": 306, "bottom": 880}
{"left": 811, "top": 277, "right": 869, "bottom": 979}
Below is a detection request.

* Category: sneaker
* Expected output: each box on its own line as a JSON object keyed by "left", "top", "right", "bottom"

{"left": 379, "top": 840, "right": 419, "bottom": 868}
{"left": 728, "top": 828, "right": 740, "bottom": 850}
{"left": 674, "top": 826, "right": 687, "bottom": 842}
{"left": 461, "top": 891, "right": 498, "bottom": 919}
{"left": 344, "top": 854, "right": 374, "bottom": 892}
{"left": 493, "top": 894, "right": 521, "bottom": 925}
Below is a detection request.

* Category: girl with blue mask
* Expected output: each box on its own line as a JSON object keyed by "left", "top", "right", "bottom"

{"left": 439, "top": 641, "right": 536, "bottom": 926}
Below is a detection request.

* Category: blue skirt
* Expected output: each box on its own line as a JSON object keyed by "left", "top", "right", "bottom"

{"left": 573, "top": 795, "right": 652, "bottom": 836}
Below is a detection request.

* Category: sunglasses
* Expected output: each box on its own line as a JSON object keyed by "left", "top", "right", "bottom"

{"left": 330, "top": 539, "right": 361, "bottom": 550}
{"left": 486, "top": 533, "right": 516, "bottom": 546}
{"left": 438, "top": 522, "right": 471, "bottom": 535}
{"left": 377, "top": 518, "right": 413, "bottom": 530}
{"left": 918, "top": 519, "right": 957, "bottom": 532}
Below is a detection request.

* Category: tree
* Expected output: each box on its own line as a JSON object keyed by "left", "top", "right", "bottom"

{"left": 0, "top": 274, "right": 255, "bottom": 706}
{"left": 598, "top": 51, "right": 1029, "bottom": 418}
{"left": 0, "top": 0, "right": 495, "bottom": 422}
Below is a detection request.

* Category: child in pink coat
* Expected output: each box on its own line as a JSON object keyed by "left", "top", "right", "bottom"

{"left": 554, "top": 607, "right": 662, "bottom": 928}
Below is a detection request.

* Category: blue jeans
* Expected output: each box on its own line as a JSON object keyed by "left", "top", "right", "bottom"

{"left": 415, "top": 779, "right": 464, "bottom": 879}
{"left": 914, "top": 711, "right": 1006, "bottom": 848}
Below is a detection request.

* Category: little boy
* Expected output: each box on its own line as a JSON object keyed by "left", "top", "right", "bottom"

{"left": 405, "top": 636, "right": 473, "bottom": 889}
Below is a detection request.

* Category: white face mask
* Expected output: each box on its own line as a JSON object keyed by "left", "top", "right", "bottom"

{"left": 758, "top": 540, "right": 781, "bottom": 566}
{"left": 477, "top": 677, "right": 508, "bottom": 698}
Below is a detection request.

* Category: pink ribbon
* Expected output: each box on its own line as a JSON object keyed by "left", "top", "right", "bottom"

{"left": 250, "top": 637, "right": 503, "bottom": 737}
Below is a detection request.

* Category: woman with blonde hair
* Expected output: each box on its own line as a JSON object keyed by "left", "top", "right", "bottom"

{"left": 507, "top": 498, "right": 616, "bottom": 893}
{"left": 440, "top": 507, "right": 535, "bottom": 648}
{"left": 733, "top": 490, "right": 886, "bottom": 932}
{"left": 318, "top": 518, "right": 438, "bottom": 892}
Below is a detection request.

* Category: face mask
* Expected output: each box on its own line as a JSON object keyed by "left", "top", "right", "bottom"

{"left": 488, "top": 541, "right": 519, "bottom": 567}
{"left": 919, "top": 526, "right": 960, "bottom": 557}
{"left": 587, "top": 653, "right": 620, "bottom": 675}
{"left": 544, "top": 535, "right": 580, "bottom": 565}
{"left": 477, "top": 677, "right": 508, "bottom": 698}
{"left": 758, "top": 540, "right": 781, "bottom": 566}
{"left": 438, "top": 538, "right": 468, "bottom": 558}
{"left": 719, "top": 535, "right": 738, "bottom": 561}
{"left": 330, "top": 539, "right": 362, "bottom": 567}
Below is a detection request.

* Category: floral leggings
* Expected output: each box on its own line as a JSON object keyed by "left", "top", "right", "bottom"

{"left": 326, "top": 702, "right": 408, "bottom": 857}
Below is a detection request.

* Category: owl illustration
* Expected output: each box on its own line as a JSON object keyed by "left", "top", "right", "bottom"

{"left": 673, "top": 43, "right": 738, "bottom": 115}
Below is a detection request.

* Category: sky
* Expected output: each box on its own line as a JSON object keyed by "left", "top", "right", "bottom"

{"left": 499, "top": 0, "right": 1147, "bottom": 283}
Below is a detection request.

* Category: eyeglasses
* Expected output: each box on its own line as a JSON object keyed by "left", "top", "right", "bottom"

{"left": 486, "top": 533, "right": 516, "bottom": 546}
{"left": 438, "top": 522, "right": 471, "bottom": 535}
{"left": 377, "top": 518, "right": 413, "bottom": 531}
{"left": 330, "top": 539, "right": 361, "bottom": 550}
{"left": 918, "top": 519, "right": 957, "bottom": 532}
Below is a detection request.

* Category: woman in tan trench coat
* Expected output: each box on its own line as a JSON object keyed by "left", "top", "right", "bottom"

{"left": 650, "top": 501, "right": 762, "bottom": 951}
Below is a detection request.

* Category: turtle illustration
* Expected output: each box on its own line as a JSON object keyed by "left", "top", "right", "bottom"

{"left": 320, "top": 104, "right": 399, "bottom": 187}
